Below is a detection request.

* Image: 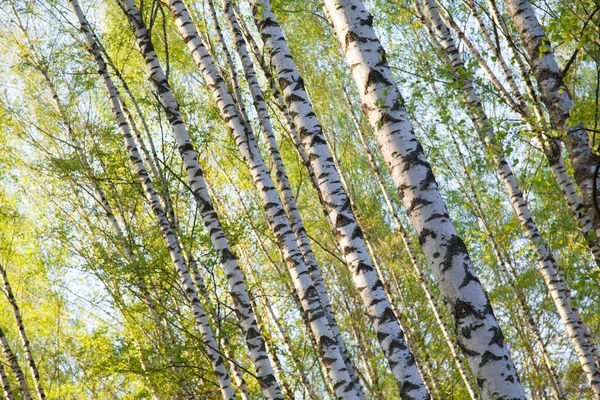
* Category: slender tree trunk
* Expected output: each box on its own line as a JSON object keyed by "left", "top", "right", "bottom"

{"left": 326, "top": 126, "right": 451, "bottom": 399}
{"left": 25, "top": 21, "right": 191, "bottom": 397}
{"left": 0, "top": 328, "right": 31, "bottom": 400}
{"left": 213, "top": 148, "right": 344, "bottom": 399}
{"left": 324, "top": 127, "right": 438, "bottom": 398}
{"left": 189, "top": 256, "right": 253, "bottom": 400}
{"left": 418, "top": 2, "right": 600, "bottom": 396}
{"left": 0, "top": 357, "right": 14, "bottom": 400}
{"left": 504, "top": 0, "right": 600, "bottom": 239}
{"left": 114, "top": 2, "right": 284, "bottom": 398}
{"left": 220, "top": 1, "right": 363, "bottom": 395}
{"left": 453, "top": 0, "right": 600, "bottom": 267}
{"left": 228, "top": 175, "right": 336, "bottom": 398}
{"left": 248, "top": 1, "right": 427, "bottom": 397}
{"left": 245, "top": 293, "right": 294, "bottom": 400}
{"left": 320, "top": 0, "right": 525, "bottom": 397}
{"left": 0, "top": 267, "right": 45, "bottom": 400}
{"left": 163, "top": 2, "right": 361, "bottom": 398}
{"left": 68, "top": 3, "right": 237, "bottom": 398}
{"left": 249, "top": 265, "right": 317, "bottom": 400}
{"left": 222, "top": 342, "right": 253, "bottom": 400}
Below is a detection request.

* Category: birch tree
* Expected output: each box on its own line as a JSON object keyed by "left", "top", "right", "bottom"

{"left": 503, "top": 0, "right": 600, "bottom": 239}
{"left": 319, "top": 0, "right": 526, "bottom": 397}
{"left": 415, "top": 0, "right": 600, "bottom": 396}
{"left": 110, "top": 2, "right": 286, "bottom": 398}
{"left": 68, "top": 2, "right": 237, "bottom": 398}
{"left": 219, "top": 0, "right": 362, "bottom": 391}
{"left": 247, "top": 1, "right": 429, "bottom": 396}
{"left": 0, "top": 265, "right": 45, "bottom": 400}
{"left": 161, "top": 1, "right": 365, "bottom": 397}
{"left": 0, "top": 327, "right": 31, "bottom": 400}
{"left": 0, "top": 357, "right": 14, "bottom": 400}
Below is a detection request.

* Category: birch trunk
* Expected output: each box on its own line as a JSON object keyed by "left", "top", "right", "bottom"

{"left": 114, "top": 2, "right": 284, "bottom": 398}
{"left": 233, "top": 177, "right": 338, "bottom": 398}
{"left": 29, "top": 45, "right": 180, "bottom": 400}
{"left": 250, "top": 265, "right": 317, "bottom": 400}
{"left": 214, "top": 147, "right": 347, "bottom": 399}
{"left": 343, "top": 89, "right": 479, "bottom": 399}
{"left": 162, "top": 2, "right": 361, "bottom": 397}
{"left": 95, "top": 181, "right": 195, "bottom": 400}
{"left": 441, "top": 132, "right": 567, "bottom": 400}
{"left": 0, "top": 328, "right": 31, "bottom": 400}
{"left": 244, "top": 290, "right": 294, "bottom": 400}
{"left": 419, "top": 2, "right": 600, "bottom": 396}
{"left": 223, "top": 343, "right": 253, "bottom": 400}
{"left": 0, "top": 357, "right": 14, "bottom": 400}
{"left": 248, "top": 1, "right": 427, "bottom": 396}
{"left": 504, "top": 0, "right": 600, "bottom": 239}
{"left": 69, "top": 3, "right": 237, "bottom": 398}
{"left": 454, "top": 0, "right": 600, "bottom": 267}
{"left": 220, "top": 1, "right": 362, "bottom": 394}
{"left": 320, "top": 0, "right": 525, "bottom": 397}
{"left": 0, "top": 266, "right": 45, "bottom": 400}
{"left": 326, "top": 123, "right": 454, "bottom": 398}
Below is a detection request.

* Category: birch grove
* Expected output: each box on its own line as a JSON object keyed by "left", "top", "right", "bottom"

{"left": 0, "top": 0, "right": 598, "bottom": 398}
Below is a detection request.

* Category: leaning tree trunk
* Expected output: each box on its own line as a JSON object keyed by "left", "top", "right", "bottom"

{"left": 237, "top": 197, "right": 337, "bottom": 398}
{"left": 441, "top": 121, "right": 567, "bottom": 400}
{"left": 249, "top": 262, "right": 317, "bottom": 400}
{"left": 248, "top": 1, "right": 428, "bottom": 397}
{"left": 319, "top": 0, "right": 526, "bottom": 397}
{"left": 503, "top": 0, "right": 600, "bottom": 239}
{"left": 220, "top": 0, "right": 362, "bottom": 393}
{"left": 0, "top": 356, "right": 14, "bottom": 400}
{"left": 162, "top": 1, "right": 361, "bottom": 398}
{"left": 124, "top": 0, "right": 351, "bottom": 396}
{"left": 454, "top": 0, "right": 600, "bottom": 268}
{"left": 115, "top": 2, "right": 284, "bottom": 398}
{"left": 0, "top": 327, "right": 31, "bottom": 400}
{"left": 0, "top": 265, "right": 45, "bottom": 400}
{"left": 68, "top": 2, "right": 237, "bottom": 398}
{"left": 418, "top": 1, "right": 600, "bottom": 396}
{"left": 342, "top": 89, "right": 479, "bottom": 400}
{"left": 30, "top": 50, "right": 180, "bottom": 400}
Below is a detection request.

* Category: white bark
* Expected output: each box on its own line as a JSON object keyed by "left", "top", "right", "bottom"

{"left": 68, "top": 2, "right": 236, "bottom": 398}
{"left": 164, "top": 1, "right": 360, "bottom": 398}
{"left": 343, "top": 91, "right": 479, "bottom": 400}
{"left": 221, "top": 1, "right": 363, "bottom": 395}
{"left": 419, "top": 2, "right": 600, "bottom": 397}
{"left": 249, "top": 263, "right": 317, "bottom": 400}
{"left": 115, "top": 2, "right": 284, "bottom": 398}
{"left": 0, "top": 358, "right": 14, "bottom": 400}
{"left": 504, "top": 0, "right": 600, "bottom": 241}
{"left": 320, "top": 0, "right": 525, "bottom": 397}
{"left": 455, "top": 0, "right": 600, "bottom": 267}
{"left": 0, "top": 266, "right": 45, "bottom": 400}
{"left": 248, "top": 1, "right": 427, "bottom": 396}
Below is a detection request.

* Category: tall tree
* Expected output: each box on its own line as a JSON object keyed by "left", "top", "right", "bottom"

{"left": 219, "top": 0, "right": 362, "bottom": 392}
{"left": 0, "top": 264, "right": 46, "bottom": 400}
{"left": 0, "top": 356, "right": 14, "bottom": 400}
{"left": 109, "top": 1, "right": 286, "bottom": 398}
{"left": 415, "top": 0, "right": 600, "bottom": 396}
{"left": 319, "top": 0, "right": 526, "bottom": 397}
{"left": 68, "top": 2, "right": 237, "bottom": 398}
{"left": 247, "top": 1, "right": 429, "bottom": 396}
{"left": 162, "top": 1, "right": 363, "bottom": 397}
{"left": 503, "top": 0, "right": 600, "bottom": 240}
{"left": 0, "top": 327, "right": 31, "bottom": 400}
